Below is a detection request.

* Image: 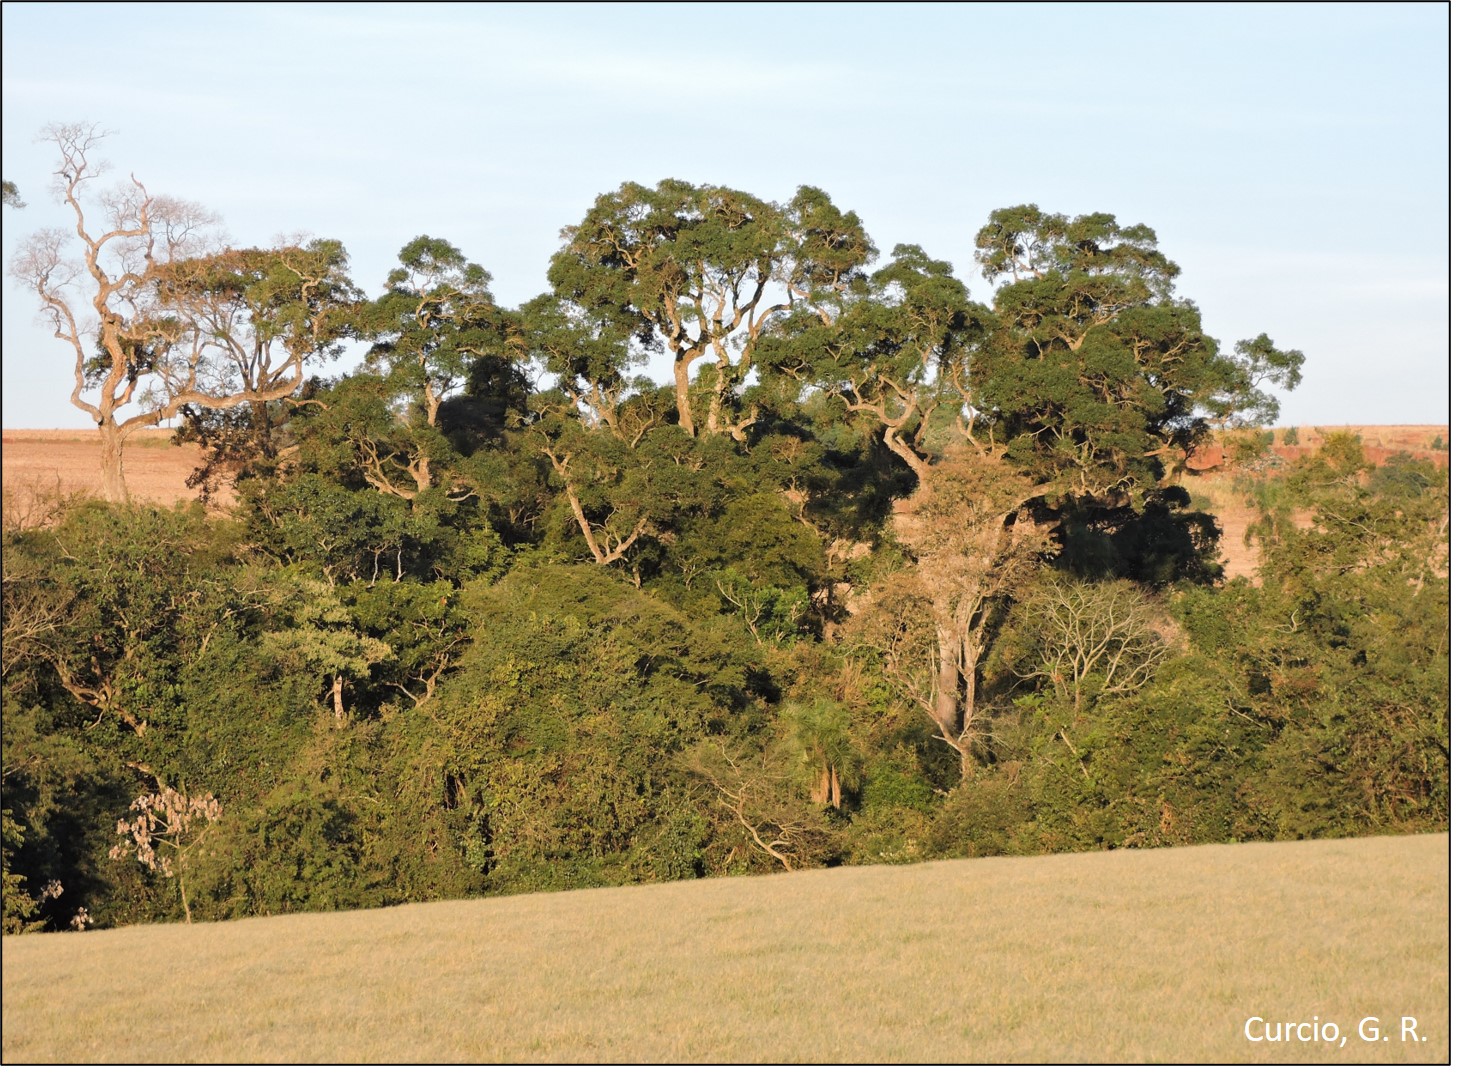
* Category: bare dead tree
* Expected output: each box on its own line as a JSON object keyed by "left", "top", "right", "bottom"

{"left": 1009, "top": 578, "right": 1173, "bottom": 720}
{"left": 9, "top": 124, "right": 348, "bottom": 501}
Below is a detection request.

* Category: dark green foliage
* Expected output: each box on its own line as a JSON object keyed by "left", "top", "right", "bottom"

{"left": 355, "top": 565, "right": 775, "bottom": 896}
{"left": 4, "top": 502, "right": 235, "bottom": 738}
{"left": 350, "top": 235, "right": 527, "bottom": 488}
{"left": 973, "top": 206, "right": 1302, "bottom": 509}
{"left": 194, "top": 785, "right": 369, "bottom": 919}
{"left": 243, "top": 468, "right": 418, "bottom": 583}
{"left": 547, "top": 179, "right": 875, "bottom": 438}
{"left": 843, "top": 759, "right": 938, "bottom": 866}
{"left": 169, "top": 619, "right": 327, "bottom": 801}
{"left": 1210, "top": 336, "right": 1306, "bottom": 429}
{"left": 1, "top": 702, "right": 126, "bottom": 931}
{"left": 925, "top": 769, "right": 1034, "bottom": 860}
{"left": 1231, "top": 438, "right": 1449, "bottom": 834}
{"left": 759, "top": 243, "right": 980, "bottom": 485}
{"left": 1051, "top": 486, "right": 1223, "bottom": 585}
{"left": 975, "top": 206, "right": 1204, "bottom": 487}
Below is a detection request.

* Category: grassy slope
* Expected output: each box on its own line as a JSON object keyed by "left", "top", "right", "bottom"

{"left": 1, "top": 833, "right": 1447, "bottom": 1064}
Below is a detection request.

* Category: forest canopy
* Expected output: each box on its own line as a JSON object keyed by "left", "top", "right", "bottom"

{"left": 2, "top": 128, "right": 1446, "bottom": 932}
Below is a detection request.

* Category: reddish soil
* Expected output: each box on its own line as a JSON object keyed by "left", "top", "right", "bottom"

{"left": 1185, "top": 425, "right": 1449, "bottom": 472}
{"left": 1, "top": 428, "right": 218, "bottom": 522}
{"left": 1180, "top": 425, "right": 1448, "bottom": 580}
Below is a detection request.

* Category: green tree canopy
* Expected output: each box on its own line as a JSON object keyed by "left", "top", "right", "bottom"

{"left": 547, "top": 179, "right": 875, "bottom": 440}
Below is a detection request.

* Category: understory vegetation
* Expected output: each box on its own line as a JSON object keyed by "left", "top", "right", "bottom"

{"left": 1, "top": 134, "right": 1448, "bottom": 931}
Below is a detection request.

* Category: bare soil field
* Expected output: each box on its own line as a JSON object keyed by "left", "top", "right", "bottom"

{"left": 1, "top": 427, "right": 218, "bottom": 521}
{"left": 0, "top": 832, "right": 1447, "bottom": 1063}
{"left": 1180, "top": 425, "right": 1448, "bottom": 580}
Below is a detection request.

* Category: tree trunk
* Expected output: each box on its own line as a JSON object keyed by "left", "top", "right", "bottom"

{"left": 409, "top": 450, "right": 434, "bottom": 509}
{"left": 882, "top": 427, "right": 931, "bottom": 490}
{"left": 250, "top": 399, "right": 276, "bottom": 461}
{"left": 958, "top": 747, "right": 975, "bottom": 783}
{"left": 934, "top": 630, "right": 979, "bottom": 783}
{"left": 705, "top": 386, "right": 724, "bottom": 437}
{"left": 673, "top": 356, "right": 696, "bottom": 435}
{"left": 933, "top": 632, "right": 962, "bottom": 744}
{"left": 98, "top": 420, "right": 129, "bottom": 503}
{"left": 177, "top": 866, "right": 193, "bottom": 925}
{"left": 332, "top": 674, "right": 346, "bottom": 728}
{"left": 811, "top": 766, "right": 830, "bottom": 806}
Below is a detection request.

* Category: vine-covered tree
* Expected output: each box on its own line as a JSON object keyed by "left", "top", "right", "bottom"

{"left": 851, "top": 446, "right": 1051, "bottom": 781}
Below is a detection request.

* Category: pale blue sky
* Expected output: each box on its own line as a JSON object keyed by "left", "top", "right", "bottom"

{"left": 1, "top": 2, "right": 1448, "bottom": 428}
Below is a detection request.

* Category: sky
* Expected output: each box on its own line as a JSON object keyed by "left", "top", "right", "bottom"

{"left": 0, "top": 2, "right": 1449, "bottom": 429}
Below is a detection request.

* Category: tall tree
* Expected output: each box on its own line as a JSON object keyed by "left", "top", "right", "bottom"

{"left": 762, "top": 243, "right": 980, "bottom": 489}
{"left": 347, "top": 236, "right": 524, "bottom": 504}
{"left": 164, "top": 240, "right": 359, "bottom": 498}
{"left": 973, "top": 205, "right": 1304, "bottom": 497}
{"left": 547, "top": 180, "right": 874, "bottom": 440}
{"left": 974, "top": 205, "right": 1202, "bottom": 496}
{"left": 851, "top": 446, "right": 1051, "bottom": 781}
{"left": 971, "top": 205, "right": 1303, "bottom": 580}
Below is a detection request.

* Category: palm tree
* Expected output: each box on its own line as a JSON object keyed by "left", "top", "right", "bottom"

{"left": 784, "top": 700, "right": 861, "bottom": 810}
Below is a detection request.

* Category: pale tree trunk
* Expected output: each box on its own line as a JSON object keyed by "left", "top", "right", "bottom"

{"left": 544, "top": 449, "right": 650, "bottom": 565}
{"left": 176, "top": 865, "right": 193, "bottom": 925}
{"left": 811, "top": 767, "right": 830, "bottom": 806}
{"left": 933, "top": 630, "right": 962, "bottom": 743}
{"left": 673, "top": 356, "right": 696, "bottom": 435}
{"left": 810, "top": 764, "right": 843, "bottom": 809}
{"left": 332, "top": 674, "right": 346, "bottom": 728}
{"left": 704, "top": 362, "right": 727, "bottom": 436}
{"left": 98, "top": 420, "right": 129, "bottom": 503}
{"left": 883, "top": 427, "right": 931, "bottom": 490}
{"left": 410, "top": 451, "right": 433, "bottom": 503}
{"left": 933, "top": 628, "right": 976, "bottom": 782}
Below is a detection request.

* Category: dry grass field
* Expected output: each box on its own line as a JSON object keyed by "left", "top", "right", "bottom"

{"left": 1, "top": 833, "right": 1446, "bottom": 1064}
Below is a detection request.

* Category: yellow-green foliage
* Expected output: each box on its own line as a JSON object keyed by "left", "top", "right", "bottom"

{"left": 2, "top": 833, "right": 1445, "bottom": 1063}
